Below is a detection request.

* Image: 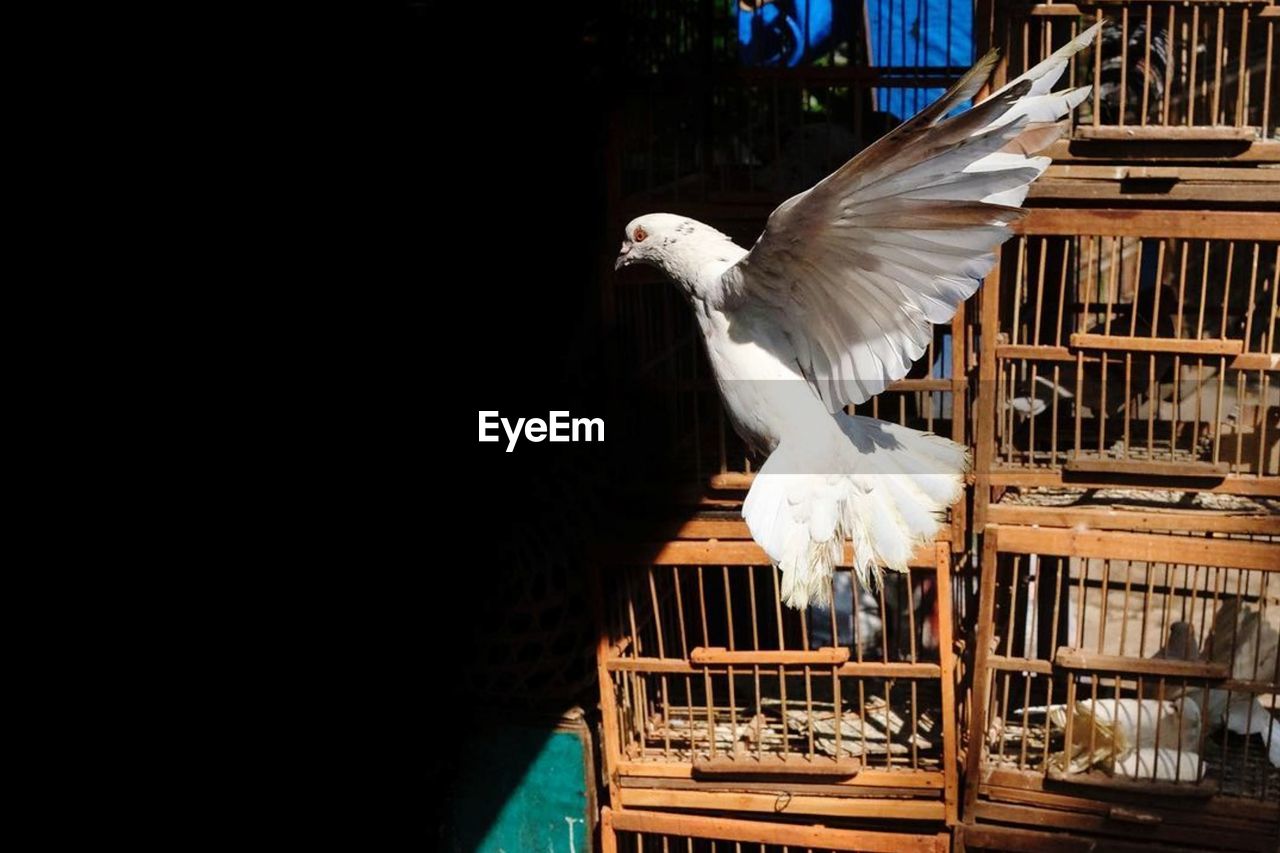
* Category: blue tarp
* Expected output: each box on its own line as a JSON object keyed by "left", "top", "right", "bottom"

{"left": 738, "top": 1, "right": 840, "bottom": 68}
{"left": 738, "top": 0, "right": 973, "bottom": 122}
{"left": 866, "top": 0, "right": 972, "bottom": 120}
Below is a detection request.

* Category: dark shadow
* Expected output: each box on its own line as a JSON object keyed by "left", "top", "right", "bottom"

{"left": 1066, "top": 139, "right": 1254, "bottom": 160}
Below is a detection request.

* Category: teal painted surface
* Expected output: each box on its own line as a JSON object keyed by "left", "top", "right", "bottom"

{"left": 447, "top": 722, "right": 592, "bottom": 853}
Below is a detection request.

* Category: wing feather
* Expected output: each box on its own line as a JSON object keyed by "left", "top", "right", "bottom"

{"left": 727, "top": 25, "right": 1100, "bottom": 410}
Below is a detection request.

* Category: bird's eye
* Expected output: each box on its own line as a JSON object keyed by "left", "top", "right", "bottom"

{"left": 633, "top": 226, "right": 648, "bottom": 242}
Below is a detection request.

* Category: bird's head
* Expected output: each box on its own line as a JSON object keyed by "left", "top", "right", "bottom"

{"left": 615, "top": 213, "right": 744, "bottom": 296}
{"left": 614, "top": 213, "right": 692, "bottom": 271}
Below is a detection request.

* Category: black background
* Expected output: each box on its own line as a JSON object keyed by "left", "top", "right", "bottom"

{"left": 396, "top": 2, "right": 670, "bottom": 837}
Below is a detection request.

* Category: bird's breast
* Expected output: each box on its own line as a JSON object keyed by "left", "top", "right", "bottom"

{"left": 699, "top": 306, "right": 831, "bottom": 451}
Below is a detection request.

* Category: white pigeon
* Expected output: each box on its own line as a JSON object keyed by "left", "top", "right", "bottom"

{"left": 615, "top": 27, "right": 1099, "bottom": 608}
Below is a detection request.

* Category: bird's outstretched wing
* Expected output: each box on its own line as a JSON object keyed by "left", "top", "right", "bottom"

{"left": 725, "top": 25, "right": 1099, "bottom": 411}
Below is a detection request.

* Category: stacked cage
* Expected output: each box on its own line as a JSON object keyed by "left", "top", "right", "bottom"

{"left": 961, "top": 2, "right": 1280, "bottom": 850}
{"left": 599, "top": 1, "right": 974, "bottom": 847}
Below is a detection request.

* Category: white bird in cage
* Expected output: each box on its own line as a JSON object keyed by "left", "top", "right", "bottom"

{"left": 615, "top": 27, "right": 1099, "bottom": 607}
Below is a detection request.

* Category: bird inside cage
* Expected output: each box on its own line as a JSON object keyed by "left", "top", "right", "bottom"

{"left": 1153, "top": 620, "right": 1200, "bottom": 662}
{"left": 1172, "top": 600, "right": 1280, "bottom": 769}
{"left": 1095, "top": 18, "right": 1172, "bottom": 126}
{"left": 1090, "top": 14, "right": 1272, "bottom": 128}
{"left": 1044, "top": 697, "right": 1204, "bottom": 778}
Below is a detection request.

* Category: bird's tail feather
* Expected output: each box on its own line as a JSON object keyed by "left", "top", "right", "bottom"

{"left": 743, "top": 415, "right": 968, "bottom": 609}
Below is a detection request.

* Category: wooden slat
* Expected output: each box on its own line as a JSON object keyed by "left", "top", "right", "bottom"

{"left": 987, "top": 467, "right": 1280, "bottom": 496}
{"left": 1230, "top": 352, "right": 1280, "bottom": 370}
{"left": 982, "top": 768, "right": 1280, "bottom": 824}
{"left": 1069, "top": 333, "right": 1243, "bottom": 356}
{"left": 995, "top": 344, "right": 1277, "bottom": 369}
{"left": 948, "top": 313, "right": 967, "bottom": 547}
{"left": 1084, "top": 0, "right": 1271, "bottom": 4}
{"left": 959, "top": 823, "right": 1219, "bottom": 853}
{"left": 1046, "top": 768, "right": 1218, "bottom": 798}
{"left": 987, "top": 503, "right": 1280, "bottom": 534}
{"left": 604, "top": 656, "right": 942, "bottom": 678}
{"left": 600, "top": 806, "right": 617, "bottom": 853}
{"left": 965, "top": 528, "right": 1003, "bottom": 816}
{"left": 986, "top": 654, "right": 1054, "bottom": 675}
{"left": 1075, "top": 126, "right": 1259, "bottom": 141}
{"left": 934, "top": 543, "right": 959, "bottom": 825}
{"left": 1064, "top": 458, "right": 1231, "bottom": 478}
{"left": 1029, "top": 3, "right": 1082, "bottom": 15}
{"left": 886, "top": 377, "right": 960, "bottom": 392}
{"left": 591, "top": 556, "right": 623, "bottom": 807}
{"left": 691, "top": 646, "right": 850, "bottom": 665}
{"left": 608, "top": 809, "right": 948, "bottom": 852}
{"left": 996, "top": 344, "right": 1075, "bottom": 362}
{"left": 617, "top": 787, "right": 947, "bottom": 820}
{"left": 1045, "top": 165, "right": 1280, "bottom": 182}
{"left": 970, "top": 802, "right": 1270, "bottom": 851}
{"left": 605, "top": 657, "right": 700, "bottom": 674}
{"left": 616, "top": 761, "right": 945, "bottom": 789}
{"left": 707, "top": 472, "right": 753, "bottom": 490}
{"left": 834, "top": 661, "right": 942, "bottom": 678}
{"left": 974, "top": 264, "right": 1002, "bottom": 527}
{"left": 1043, "top": 138, "right": 1280, "bottom": 164}
{"left": 641, "top": 537, "right": 943, "bottom": 566}
{"left": 980, "top": 767, "right": 1280, "bottom": 823}
{"left": 1054, "top": 647, "right": 1231, "bottom": 679}
{"left": 1221, "top": 678, "right": 1280, "bottom": 694}
{"left": 643, "top": 539, "right": 763, "bottom": 564}
{"left": 622, "top": 775, "right": 942, "bottom": 798}
{"left": 1013, "top": 209, "right": 1280, "bottom": 241}
{"left": 692, "top": 753, "right": 860, "bottom": 777}
{"left": 992, "top": 525, "right": 1280, "bottom": 570}
{"left": 671, "top": 518, "right": 753, "bottom": 539}
{"left": 1030, "top": 180, "right": 1280, "bottom": 204}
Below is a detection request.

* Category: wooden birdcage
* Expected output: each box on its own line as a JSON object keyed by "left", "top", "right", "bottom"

{"left": 976, "top": 0, "right": 1280, "bottom": 204}
{"left": 982, "top": 0, "right": 1280, "bottom": 149}
{"left": 960, "top": 524, "right": 1280, "bottom": 851}
{"left": 593, "top": 536, "right": 961, "bottom": 824}
{"left": 971, "top": 208, "right": 1280, "bottom": 529}
{"left": 601, "top": 807, "right": 951, "bottom": 852}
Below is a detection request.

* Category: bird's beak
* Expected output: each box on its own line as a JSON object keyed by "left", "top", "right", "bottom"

{"left": 614, "top": 242, "right": 632, "bottom": 271}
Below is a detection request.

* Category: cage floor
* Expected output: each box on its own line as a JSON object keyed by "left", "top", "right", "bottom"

{"left": 634, "top": 679, "right": 944, "bottom": 769}
{"left": 987, "top": 712, "right": 1280, "bottom": 802}
{"left": 997, "top": 485, "right": 1280, "bottom": 515}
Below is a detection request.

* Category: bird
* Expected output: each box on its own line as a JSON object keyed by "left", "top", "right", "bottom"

{"left": 1096, "top": 18, "right": 1171, "bottom": 125}
{"left": 615, "top": 27, "right": 1099, "bottom": 608}
{"left": 1151, "top": 620, "right": 1199, "bottom": 662}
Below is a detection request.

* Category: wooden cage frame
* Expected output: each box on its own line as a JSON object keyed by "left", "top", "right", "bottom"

{"left": 593, "top": 537, "right": 962, "bottom": 825}
{"left": 593, "top": 6, "right": 1280, "bottom": 851}
{"left": 601, "top": 807, "right": 951, "bottom": 853}
{"left": 962, "top": 523, "right": 1280, "bottom": 852}
{"left": 978, "top": 0, "right": 1280, "bottom": 151}
{"left": 976, "top": 0, "right": 1280, "bottom": 204}
{"left": 972, "top": 207, "right": 1280, "bottom": 531}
